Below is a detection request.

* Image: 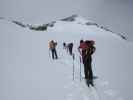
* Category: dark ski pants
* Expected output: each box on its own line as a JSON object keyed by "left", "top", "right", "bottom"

{"left": 68, "top": 47, "right": 73, "bottom": 55}
{"left": 51, "top": 48, "right": 58, "bottom": 59}
{"left": 84, "top": 62, "right": 94, "bottom": 86}
{"left": 84, "top": 57, "right": 93, "bottom": 81}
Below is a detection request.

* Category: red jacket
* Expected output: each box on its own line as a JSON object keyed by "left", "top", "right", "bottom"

{"left": 79, "top": 42, "right": 88, "bottom": 50}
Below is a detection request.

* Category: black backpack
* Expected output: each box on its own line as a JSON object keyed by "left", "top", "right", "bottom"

{"left": 85, "top": 40, "right": 95, "bottom": 55}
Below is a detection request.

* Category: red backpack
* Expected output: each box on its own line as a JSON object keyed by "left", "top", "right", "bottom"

{"left": 85, "top": 40, "right": 95, "bottom": 46}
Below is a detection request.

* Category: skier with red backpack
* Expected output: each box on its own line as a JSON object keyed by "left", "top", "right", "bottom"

{"left": 78, "top": 39, "right": 96, "bottom": 87}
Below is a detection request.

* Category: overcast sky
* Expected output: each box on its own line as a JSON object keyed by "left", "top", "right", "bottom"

{"left": 0, "top": 0, "right": 133, "bottom": 40}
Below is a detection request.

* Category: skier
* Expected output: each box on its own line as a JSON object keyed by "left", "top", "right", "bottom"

{"left": 78, "top": 39, "right": 96, "bottom": 87}
{"left": 63, "top": 42, "right": 66, "bottom": 49}
{"left": 63, "top": 42, "right": 73, "bottom": 55}
{"left": 67, "top": 43, "right": 73, "bottom": 55}
{"left": 49, "top": 40, "right": 58, "bottom": 59}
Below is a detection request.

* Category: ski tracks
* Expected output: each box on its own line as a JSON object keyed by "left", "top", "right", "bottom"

{"left": 55, "top": 50, "right": 124, "bottom": 100}
{"left": 57, "top": 53, "right": 100, "bottom": 100}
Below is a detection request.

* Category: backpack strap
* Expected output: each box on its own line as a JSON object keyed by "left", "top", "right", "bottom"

{"left": 85, "top": 46, "right": 96, "bottom": 55}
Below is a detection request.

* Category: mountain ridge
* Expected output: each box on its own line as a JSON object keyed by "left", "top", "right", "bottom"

{"left": 0, "top": 15, "right": 127, "bottom": 40}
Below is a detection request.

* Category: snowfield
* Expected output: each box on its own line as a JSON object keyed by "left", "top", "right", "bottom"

{"left": 0, "top": 17, "right": 133, "bottom": 100}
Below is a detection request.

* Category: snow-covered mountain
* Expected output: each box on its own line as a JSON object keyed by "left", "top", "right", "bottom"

{"left": 0, "top": 16, "right": 132, "bottom": 100}
{"left": 0, "top": 15, "right": 127, "bottom": 40}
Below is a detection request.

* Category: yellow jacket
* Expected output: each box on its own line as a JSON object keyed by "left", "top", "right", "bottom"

{"left": 49, "top": 41, "right": 57, "bottom": 49}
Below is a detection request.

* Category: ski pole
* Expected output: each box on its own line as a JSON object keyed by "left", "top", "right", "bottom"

{"left": 49, "top": 48, "right": 51, "bottom": 59}
{"left": 79, "top": 56, "right": 82, "bottom": 81}
{"left": 72, "top": 53, "right": 75, "bottom": 81}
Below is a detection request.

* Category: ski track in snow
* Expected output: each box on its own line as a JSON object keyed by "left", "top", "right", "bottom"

{"left": 57, "top": 48, "right": 124, "bottom": 100}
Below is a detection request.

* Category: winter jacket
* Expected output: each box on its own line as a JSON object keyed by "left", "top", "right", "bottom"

{"left": 49, "top": 41, "right": 57, "bottom": 49}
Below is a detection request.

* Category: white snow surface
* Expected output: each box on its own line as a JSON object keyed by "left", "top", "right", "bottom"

{"left": 0, "top": 19, "right": 133, "bottom": 100}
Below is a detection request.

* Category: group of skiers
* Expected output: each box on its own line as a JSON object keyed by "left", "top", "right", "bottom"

{"left": 49, "top": 39, "right": 96, "bottom": 87}
{"left": 63, "top": 42, "right": 73, "bottom": 55}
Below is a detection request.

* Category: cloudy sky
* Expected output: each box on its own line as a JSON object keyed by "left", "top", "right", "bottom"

{"left": 0, "top": 0, "right": 133, "bottom": 40}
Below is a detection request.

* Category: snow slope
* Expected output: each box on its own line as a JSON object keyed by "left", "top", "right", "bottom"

{"left": 0, "top": 18, "right": 133, "bottom": 100}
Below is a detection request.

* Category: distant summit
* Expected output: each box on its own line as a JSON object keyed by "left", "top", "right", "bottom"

{"left": 61, "top": 14, "right": 78, "bottom": 22}
{"left": 60, "top": 15, "right": 127, "bottom": 40}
